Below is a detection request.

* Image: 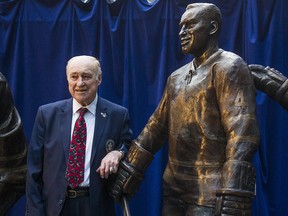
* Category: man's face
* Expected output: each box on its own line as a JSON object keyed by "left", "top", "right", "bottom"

{"left": 67, "top": 59, "right": 101, "bottom": 106}
{"left": 179, "top": 8, "right": 211, "bottom": 56}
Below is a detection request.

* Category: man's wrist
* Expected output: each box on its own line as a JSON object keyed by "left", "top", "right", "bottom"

{"left": 118, "top": 150, "right": 125, "bottom": 160}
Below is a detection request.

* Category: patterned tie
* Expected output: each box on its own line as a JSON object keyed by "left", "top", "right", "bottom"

{"left": 65, "top": 107, "right": 88, "bottom": 189}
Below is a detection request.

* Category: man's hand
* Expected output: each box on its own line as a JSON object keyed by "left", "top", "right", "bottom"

{"left": 96, "top": 150, "right": 123, "bottom": 179}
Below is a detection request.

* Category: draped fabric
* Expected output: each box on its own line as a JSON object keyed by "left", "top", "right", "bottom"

{"left": 1, "top": 0, "right": 287, "bottom": 215}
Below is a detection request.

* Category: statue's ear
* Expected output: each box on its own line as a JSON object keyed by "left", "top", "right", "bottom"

{"left": 209, "top": 21, "right": 218, "bottom": 35}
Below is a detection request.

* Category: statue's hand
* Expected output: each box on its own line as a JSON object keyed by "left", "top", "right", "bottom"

{"left": 108, "top": 160, "right": 144, "bottom": 201}
{"left": 215, "top": 194, "right": 252, "bottom": 216}
{"left": 108, "top": 140, "right": 154, "bottom": 201}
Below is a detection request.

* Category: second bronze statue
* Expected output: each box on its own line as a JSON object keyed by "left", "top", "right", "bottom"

{"left": 0, "top": 72, "right": 27, "bottom": 215}
{"left": 109, "top": 3, "right": 259, "bottom": 216}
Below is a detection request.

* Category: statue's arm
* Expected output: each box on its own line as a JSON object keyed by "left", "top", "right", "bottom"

{"left": 250, "top": 64, "right": 288, "bottom": 110}
{"left": 214, "top": 62, "right": 259, "bottom": 215}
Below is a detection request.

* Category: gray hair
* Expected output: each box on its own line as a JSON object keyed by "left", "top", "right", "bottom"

{"left": 66, "top": 55, "right": 102, "bottom": 80}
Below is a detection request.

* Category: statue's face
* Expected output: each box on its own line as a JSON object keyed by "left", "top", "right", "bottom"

{"left": 179, "top": 8, "right": 211, "bottom": 56}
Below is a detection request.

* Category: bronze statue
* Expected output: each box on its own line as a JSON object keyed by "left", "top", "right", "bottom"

{"left": 0, "top": 72, "right": 27, "bottom": 215}
{"left": 250, "top": 64, "right": 288, "bottom": 110}
{"left": 110, "top": 3, "right": 259, "bottom": 216}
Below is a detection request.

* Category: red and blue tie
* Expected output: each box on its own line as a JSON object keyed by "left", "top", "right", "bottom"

{"left": 65, "top": 107, "right": 88, "bottom": 189}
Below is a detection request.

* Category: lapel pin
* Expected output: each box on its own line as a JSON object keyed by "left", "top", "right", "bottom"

{"left": 101, "top": 112, "right": 107, "bottom": 118}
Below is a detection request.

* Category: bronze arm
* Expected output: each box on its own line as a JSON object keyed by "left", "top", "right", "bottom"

{"left": 250, "top": 64, "right": 288, "bottom": 110}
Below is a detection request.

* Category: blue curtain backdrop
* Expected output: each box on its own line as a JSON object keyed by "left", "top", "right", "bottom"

{"left": 1, "top": 0, "right": 288, "bottom": 215}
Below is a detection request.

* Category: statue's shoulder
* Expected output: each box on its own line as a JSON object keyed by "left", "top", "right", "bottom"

{"left": 166, "top": 62, "right": 191, "bottom": 85}
{"left": 170, "top": 62, "right": 191, "bottom": 77}
{"left": 218, "top": 50, "right": 245, "bottom": 64}
{"left": 215, "top": 50, "right": 248, "bottom": 73}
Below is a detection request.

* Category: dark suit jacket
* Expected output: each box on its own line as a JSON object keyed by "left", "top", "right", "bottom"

{"left": 26, "top": 97, "right": 132, "bottom": 216}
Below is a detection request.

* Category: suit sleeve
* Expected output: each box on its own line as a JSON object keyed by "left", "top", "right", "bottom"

{"left": 117, "top": 108, "right": 133, "bottom": 154}
{"left": 26, "top": 107, "right": 45, "bottom": 215}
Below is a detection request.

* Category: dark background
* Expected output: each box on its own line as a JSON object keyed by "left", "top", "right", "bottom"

{"left": 1, "top": 0, "right": 288, "bottom": 215}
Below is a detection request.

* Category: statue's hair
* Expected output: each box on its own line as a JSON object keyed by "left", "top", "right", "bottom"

{"left": 186, "top": 3, "right": 222, "bottom": 34}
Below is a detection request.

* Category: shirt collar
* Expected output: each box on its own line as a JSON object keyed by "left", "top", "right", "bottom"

{"left": 72, "top": 94, "right": 98, "bottom": 116}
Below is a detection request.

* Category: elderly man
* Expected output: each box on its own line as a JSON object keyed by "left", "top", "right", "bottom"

{"left": 111, "top": 3, "right": 259, "bottom": 216}
{"left": 26, "top": 55, "right": 132, "bottom": 216}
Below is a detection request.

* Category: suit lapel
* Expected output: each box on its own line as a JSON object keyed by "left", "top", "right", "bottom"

{"left": 60, "top": 99, "right": 73, "bottom": 162}
{"left": 90, "top": 97, "right": 108, "bottom": 164}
